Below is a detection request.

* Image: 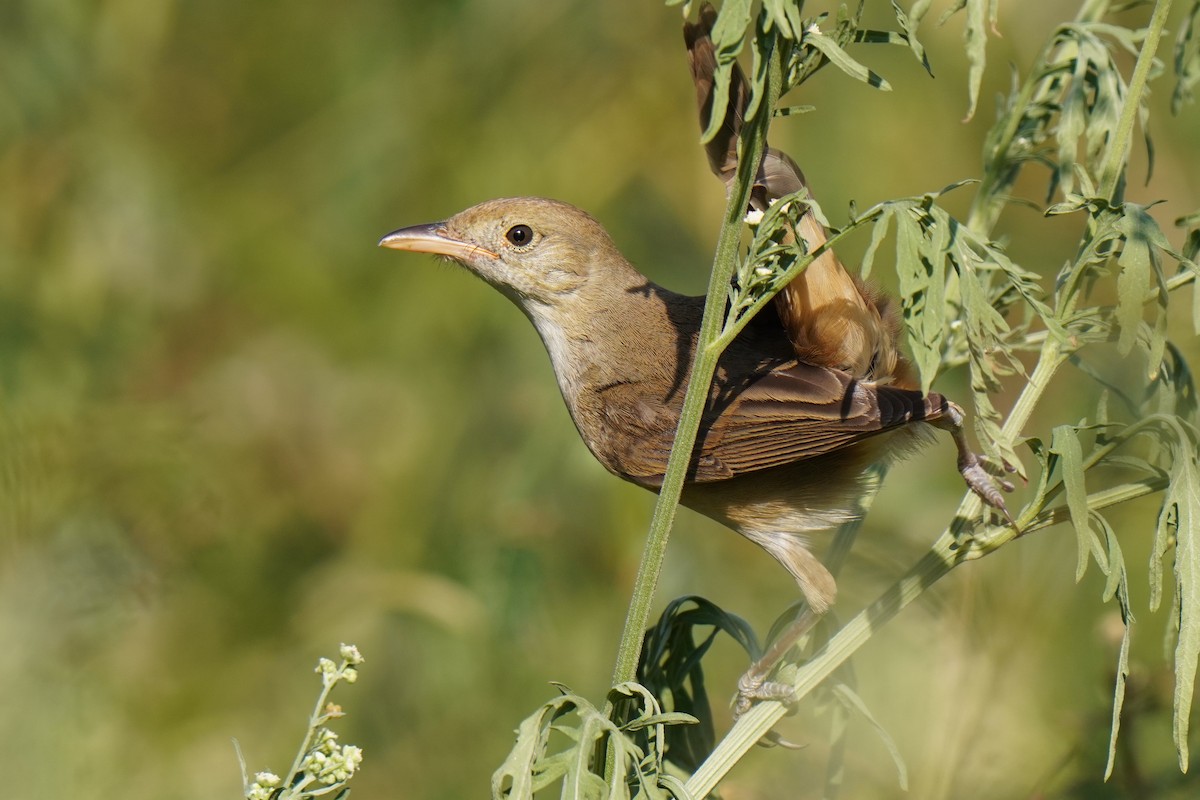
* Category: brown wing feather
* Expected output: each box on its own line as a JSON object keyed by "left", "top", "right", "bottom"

{"left": 609, "top": 362, "right": 947, "bottom": 487}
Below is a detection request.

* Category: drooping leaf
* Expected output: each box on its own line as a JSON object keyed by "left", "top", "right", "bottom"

{"left": 699, "top": 0, "right": 753, "bottom": 143}
{"left": 937, "top": 0, "right": 996, "bottom": 119}
{"left": 1161, "top": 422, "right": 1200, "bottom": 771}
{"left": 1172, "top": 0, "right": 1200, "bottom": 113}
{"left": 1114, "top": 205, "right": 1171, "bottom": 375}
{"left": 1098, "top": 507, "right": 1134, "bottom": 780}
{"left": 1051, "top": 424, "right": 1093, "bottom": 582}
{"left": 831, "top": 683, "right": 909, "bottom": 790}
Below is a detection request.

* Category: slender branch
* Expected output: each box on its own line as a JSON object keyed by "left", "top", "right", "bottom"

{"left": 609, "top": 33, "right": 785, "bottom": 688}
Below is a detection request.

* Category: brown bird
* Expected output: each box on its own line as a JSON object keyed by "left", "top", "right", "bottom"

{"left": 378, "top": 198, "right": 1011, "bottom": 619}
{"left": 379, "top": 8, "right": 1012, "bottom": 707}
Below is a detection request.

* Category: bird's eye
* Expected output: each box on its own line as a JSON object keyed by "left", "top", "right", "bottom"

{"left": 505, "top": 224, "right": 534, "bottom": 247}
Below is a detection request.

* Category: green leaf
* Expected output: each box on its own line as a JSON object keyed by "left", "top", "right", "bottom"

{"left": 1178, "top": 210, "right": 1200, "bottom": 334}
{"left": 858, "top": 205, "right": 894, "bottom": 281}
{"left": 773, "top": 104, "right": 815, "bottom": 116}
{"left": 831, "top": 683, "right": 909, "bottom": 790}
{"left": 894, "top": 206, "right": 944, "bottom": 393}
{"left": 760, "top": 0, "right": 794, "bottom": 38}
{"left": 493, "top": 695, "right": 575, "bottom": 799}
{"left": 1115, "top": 204, "right": 1171, "bottom": 372}
{"left": 1102, "top": 528, "right": 1134, "bottom": 780}
{"left": 938, "top": 0, "right": 996, "bottom": 119}
{"left": 1162, "top": 425, "right": 1200, "bottom": 770}
{"left": 1172, "top": 0, "right": 1200, "bottom": 114}
{"left": 804, "top": 27, "right": 892, "bottom": 90}
{"left": 1051, "top": 425, "right": 1092, "bottom": 582}
{"left": 885, "top": 1, "right": 933, "bottom": 73}
{"left": 699, "top": 0, "right": 753, "bottom": 143}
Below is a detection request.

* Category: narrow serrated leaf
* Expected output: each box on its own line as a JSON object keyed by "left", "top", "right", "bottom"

{"left": 804, "top": 28, "right": 892, "bottom": 90}
{"left": 1165, "top": 429, "right": 1200, "bottom": 771}
{"left": 699, "top": 0, "right": 753, "bottom": 143}
{"left": 1051, "top": 425, "right": 1092, "bottom": 582}
{"left": 1104, "top": 595, "right": 1133, "bottom": 780}
{"left": 1115, "top": 218, "right": 1153, "bottom": 356}
{"left": 895, "top": 208, "right": 941, "bottom": 393}
{"left": 860, "top": 206, "right": 894, "bottom": 281}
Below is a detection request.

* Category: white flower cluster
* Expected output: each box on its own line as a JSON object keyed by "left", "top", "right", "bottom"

{"left": 243, "top": 644, "right": 366, "bottom": 800}
{"left": 245, "top": 772, "right": 282, "bottom": 800}
{"left": 316, "top": 643, "right": 364, "bottom": 687}
{"left": 301, "top": 727, "right": 364, "bottom": 786}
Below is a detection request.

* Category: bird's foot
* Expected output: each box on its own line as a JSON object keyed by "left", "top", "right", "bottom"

{"left": 959, "top": 449, "right": 1017, "bottom": 523}
{"left": 733, "top": 671, "right": 806, "bottom": 749}
{"left": 734, "top": 671, "right": 797, "bottom": 718}
{"left": 934, "top": 402, "right": 1017, "bottom": 525}
{"left": 731, "top": 607, "right": 822, "bottom": 750}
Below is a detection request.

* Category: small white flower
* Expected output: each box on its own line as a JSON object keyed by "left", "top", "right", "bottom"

{"left": 342, "top": 745, "right": 363, "bottom": 770}
{"left": 341, "top": 667, "right": 358, "bottom": 684}
{"left": 303, "top": 750, "right": 329, "bottom": 773}
{"left": 339, "top": 643, "right": 364, "bottom": 665}
{"left": 314, "top": 727, "right": 339, "bottom": 751}
{"left": 744, "top": 209, "right": 765, "bottom": 226}
{"left": 246, "top": 771, "right": 282, "bottom": 800}
{"left": 253, "top": 772, "right": 281, "bottom": 787}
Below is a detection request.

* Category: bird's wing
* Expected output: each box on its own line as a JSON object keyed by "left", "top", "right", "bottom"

{"left": 614, "top": 362, "right": 943, "bottom": 486}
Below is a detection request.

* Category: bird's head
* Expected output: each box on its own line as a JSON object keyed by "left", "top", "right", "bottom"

{"left": 379, "top": 197, "right": 631, "bottom": 311}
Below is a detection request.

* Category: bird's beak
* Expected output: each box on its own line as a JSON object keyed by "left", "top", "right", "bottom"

{"left": 377, "top": 223, "right": 499, "bottom": 260}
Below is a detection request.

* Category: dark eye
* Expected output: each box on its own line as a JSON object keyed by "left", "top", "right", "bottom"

{"left": 505, "top": 224, "right": 534, "bottom": 247}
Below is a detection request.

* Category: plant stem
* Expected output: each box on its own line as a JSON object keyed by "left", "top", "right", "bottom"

{"left": 608, "top": 33, "right": 784, "bottom": 688}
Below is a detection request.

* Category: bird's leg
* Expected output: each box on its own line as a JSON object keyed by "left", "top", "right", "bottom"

{"left": 733, "top": 542, "right": 835, "bottom": 720}
{"left": 932, "top": 402, "right": 1017, "bottom": 524}
{"left": 734, "top": 606, "right": 822, "bottom": 719}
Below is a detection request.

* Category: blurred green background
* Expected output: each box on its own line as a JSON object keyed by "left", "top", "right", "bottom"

{"left": 3, "top": 1, "right": 1199, "bottom": 798}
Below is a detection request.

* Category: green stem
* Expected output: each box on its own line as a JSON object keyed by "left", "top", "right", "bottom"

{"left": 284, "top": 663, "right": 344, "bottom": 790}
{"left": 608, "top": 34, "right": 785, "bottom": 688}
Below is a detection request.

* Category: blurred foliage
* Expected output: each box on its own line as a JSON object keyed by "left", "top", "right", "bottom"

{"left": 1, "top": 1, "right": 1199, "bottom": 799}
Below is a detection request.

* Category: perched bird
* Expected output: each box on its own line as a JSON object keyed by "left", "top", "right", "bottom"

{"left": 378, "top": 198, "right": 1010, "bottom": 618}
{"left": 378, "top": 8, "right": 1012, "bottom": 706}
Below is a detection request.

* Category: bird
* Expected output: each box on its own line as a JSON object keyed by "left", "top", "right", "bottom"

{"left": 378, "top": 8, "right": 1013, "bottom": 707}
{"left": 378, "top": 197, "right": 1011, "bottom": 619}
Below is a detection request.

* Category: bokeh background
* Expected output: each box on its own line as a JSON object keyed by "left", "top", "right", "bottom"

{"left": 3, "top": 1, "right": 1199, "bottom": 798}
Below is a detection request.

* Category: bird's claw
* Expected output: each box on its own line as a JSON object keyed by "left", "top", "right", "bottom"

{"left": 933, "top": 402, "right": 1017, "bottom": 525}
{"left": 959, "top": 457, "right": 1016, "bottom": 524}
{"left": 734, "top": 672, "right": 797, "bottom": 719}
{"left": 733, "top": 672, "right": 805, "bottom": 748}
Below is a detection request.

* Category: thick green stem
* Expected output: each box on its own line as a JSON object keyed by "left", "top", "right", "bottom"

{"left": 609, "top": 34, "right": 784, "bottom": 688}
